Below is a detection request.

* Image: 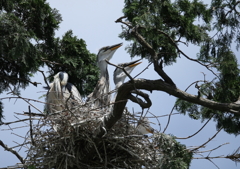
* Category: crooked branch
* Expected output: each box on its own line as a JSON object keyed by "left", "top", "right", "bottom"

{"left": 128, "top": 90, "right": 152, "bottom": 109}
{"left": 0, "top": 140, "right": 25, "bottom": 164}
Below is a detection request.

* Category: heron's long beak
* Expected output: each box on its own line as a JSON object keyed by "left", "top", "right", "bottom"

{"left": 129, "top": 62, "right": 142, "bottom": 67}
{"left": 146, "top": 128, "right": 154, "bottom": 134}
{"left": 109, "top": 43, "right": 123, "bottom": 51}
{"left": 127, "top": 59, "right": 142, "bottom": 68}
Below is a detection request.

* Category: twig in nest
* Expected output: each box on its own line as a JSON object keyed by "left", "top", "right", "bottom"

{"left": 1, "top": 118, "right": 40, "bottom": 125}
{"left": 23, "top": 112, "right": 45, "bottom": 117}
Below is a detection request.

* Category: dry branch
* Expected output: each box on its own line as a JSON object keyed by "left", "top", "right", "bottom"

{"left": 0, "top": 140, "right": 25, "bottom": 164}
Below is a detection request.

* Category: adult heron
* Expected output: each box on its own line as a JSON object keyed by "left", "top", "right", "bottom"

{"left": 87, "top": 43, "right": 122, "bottom": 109}
{"left": 46, "top": 71, "right": 82, "bottom": 114}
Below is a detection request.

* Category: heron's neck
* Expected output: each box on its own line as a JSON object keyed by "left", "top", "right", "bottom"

{"left": 115, "top": 81, "right": 123, "bottom": 89}
{"left": 99, "top": 61, "right": 108, "bottom": 78}
{"left": 99, "top": 61, "right": 110, "bottom": 91}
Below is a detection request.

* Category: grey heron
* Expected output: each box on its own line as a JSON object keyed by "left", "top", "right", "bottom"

{"left": 113, "top": 59, "right": 142, "bottom": 90}
{"left": 87, "top": 43, "right": 122, "bottom": 109}
{"left": 46, "top": 71, "right": 82, "bottom": 114}
{"left": 136, "top": 117, "right": 154, "bottom": 135}
{"left": 113, "top": 59, "right": 154, "bottom": 135}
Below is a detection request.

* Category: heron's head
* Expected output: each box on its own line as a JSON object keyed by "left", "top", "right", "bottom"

{"left": 137, "top": 118, "right": 155, "bottom": 135}
{"left": 113, "top": 59, "right": 142, "bottom": 87}
{"left": 54, "top": 71, "right": 69, "bottom": 86}
{"left": 97, "top": 43, "right": 122, "bottom": 65}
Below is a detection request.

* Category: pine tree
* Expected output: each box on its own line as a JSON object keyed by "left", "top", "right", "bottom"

{"left": 120, "top": 0, "right": 240, "bottom": 135}
{"left": 0, "top": 0, "right": 99, "bottom": 122}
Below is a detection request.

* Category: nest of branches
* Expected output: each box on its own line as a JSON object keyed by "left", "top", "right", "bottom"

{"left": 24, "top": 102, "right": 162, "bottom": 168}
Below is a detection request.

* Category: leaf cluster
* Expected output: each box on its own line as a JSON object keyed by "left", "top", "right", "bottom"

{"left": 120, "top": 0, "right": 212, "bottom": 64}
{"left": 0, "top": 0, "right": 61, "bottom": 92}
{"left": 155, "top": 133, "right": 193, "bottom": 169}
{"left": 40, "top": 30, "right": 99, "bottom": 97}
{"left": 121, "top": 0, "right": 240, "bottom": 135}
{"left": 0, "top": 1, "right": 98, "bottom": 119}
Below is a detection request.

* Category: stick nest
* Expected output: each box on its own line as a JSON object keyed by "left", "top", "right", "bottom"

{"left": 25, "top": 104, "right": 162, "bottom": 168}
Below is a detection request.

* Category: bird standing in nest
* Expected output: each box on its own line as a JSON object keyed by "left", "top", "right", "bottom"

{"left": 112, "top": 59, "right": 154, "bottom": 135}
{"left": 87, "top": 43, "right": 122, "bottom": 109}
{"left": 46, "top": 71, "right": 82, "bottom": 114}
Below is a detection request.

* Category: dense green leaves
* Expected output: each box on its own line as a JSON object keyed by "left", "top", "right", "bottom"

{"left": 155, "top": 133, "right": 193, "bottom": 169}
{"left": 41, "top": 30, "right": 99, "bottom": 97}
{"left": 120, "top": 0, "right": 212, "bottom": 64}
{"left": 121, "top": 0, "right": 240, "bottom": 135}
{"left": 0, "top": 1, "right": 98, "bottom": 120}
{"left": 0, "top": 0, "right": 61, "bottom": 92}
{"left": 176, "top": 48, "right": 240, "bottom": 134}
{"left": 0, "top": 0, "right": 61, "bottom": 121}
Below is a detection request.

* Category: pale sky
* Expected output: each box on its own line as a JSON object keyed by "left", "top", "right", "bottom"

{"left": 0, "top": 1, "right": 239, "bottom": 168}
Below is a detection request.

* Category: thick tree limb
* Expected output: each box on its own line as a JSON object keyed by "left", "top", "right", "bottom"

{"left": 96, "top": 78, "right": 240, "bottom": 139}
{"left": 108, "top": 78, "right": 240, "bottom": 126}
{"left": 130, "top": 27, "right": 176, "bottom": 86}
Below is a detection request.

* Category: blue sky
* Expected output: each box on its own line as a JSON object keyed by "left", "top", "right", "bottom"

{"left": 0, "top": 1, "right": 240, "bottom": 168}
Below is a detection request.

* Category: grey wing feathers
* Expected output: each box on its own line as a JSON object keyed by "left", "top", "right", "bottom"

{"left": 66, "top": 82, "right": 82, "bottom": 103}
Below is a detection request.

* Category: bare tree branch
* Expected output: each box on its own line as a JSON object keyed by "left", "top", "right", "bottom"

{"left": 0, "top": 74, "right": 41, "bottom": 87}
{"left": 128, "top": 90, "right": 152, "bottom": 109}
{"left": 0, "top": 140, "right": 25, "bottom": 164}
{"left": 176, "top": 115, "right": 213, "bottom": 139}
{"left": 191, "top": 127, "right": 223, "bottom": 152}
{"left": 155, "top": 29, "right": 220, "bottom": 79}
{"left": 28, "top": 106, "right": 35, "bottom": 146}
{"left": 38, "top": 69, "right": 50, "bottom": 88}
{"left": 1, "top": 118, "right": 39, "bottom": 125}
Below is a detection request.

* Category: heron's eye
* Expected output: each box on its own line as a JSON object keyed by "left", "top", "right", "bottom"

{"left": 119, "top": 64, "right": 124, "bottom": 68}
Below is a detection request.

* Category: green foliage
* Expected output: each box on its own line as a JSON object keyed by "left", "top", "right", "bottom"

{"left": 122, "top": 0, "right": 240, "bottom": 135}
{"left": 0, "top": 0, "right": 61, "bottom": 122}
{"left": 175, "top": 99, "right": 201, "bottom": 120}
{"left": 0, "top": 0, "right": 98, "bottom": 122}
{"left": 196, "top": 0, "right": 240, "bottom": 134}
{"left": 120, "top": 0, "right": 212, "bottom": 64}
{"left": 27, "top": 165, "right": 36, "bottom": 169}
{"left": 155, "top": 133, "right": 193, "bottom": 169}
{"left": 187, "top": 46, "right": 240, "bottom": 134}
{"left": 40, "top": 30, "right": 99, "bottom": 97}
{"left": 0, "top": 0, "right": 61, "bottom": 92}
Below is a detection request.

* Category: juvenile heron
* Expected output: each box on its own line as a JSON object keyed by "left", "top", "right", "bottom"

{"left": 46, "top": 71, "right": 82, "bottom": 114}
{"left": 136, "top": 117, "right": 154, "bottom": 135}
{"left": 87, "top": 43, "right": 122, "bottom": 109}
{"left": 113, "top": 59, "right": 142, "bottom": 90}
{"left": 113, "top": 59, "right": 154, "bottom": 135}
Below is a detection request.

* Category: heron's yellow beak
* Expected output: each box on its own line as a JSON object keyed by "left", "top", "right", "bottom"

{"left": 129, "top": 62, "right": 142, "bottom": 67}
{"left": 109, "top": 43, "right": 123, "bottom": 51}
{"left": 146, "top": 128, "right": 154, "bottom": 134}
